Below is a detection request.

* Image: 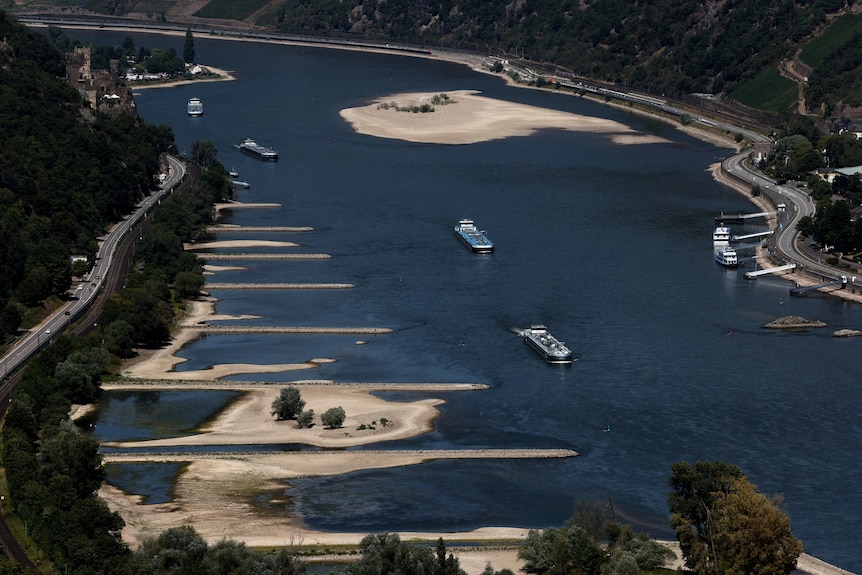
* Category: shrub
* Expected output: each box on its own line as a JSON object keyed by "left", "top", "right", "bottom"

{"left": 321, "top": 406, "right": 346, "bottom": 429}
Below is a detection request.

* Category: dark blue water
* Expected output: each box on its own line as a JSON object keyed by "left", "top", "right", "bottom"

{"left": 75, "top": 30, "right": 862, "bottom": 571}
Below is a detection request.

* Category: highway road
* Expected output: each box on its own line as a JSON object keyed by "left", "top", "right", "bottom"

{"left": 0, "top": 155, "right": 186, "bottom": 383}
{"left": 721, "top": 151, "right": 860, "bottom": 287}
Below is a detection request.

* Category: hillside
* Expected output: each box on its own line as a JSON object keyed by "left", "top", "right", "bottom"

{"left": 6, "top": 0, "right": 862, "bottom": 119}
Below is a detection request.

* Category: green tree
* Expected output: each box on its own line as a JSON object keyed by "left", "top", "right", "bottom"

{"left": 321, "top": 406, "right": 346, "bottom": 429}
{"left": 668, "top": 461, "right": 745, "bottom": 574}
{"left": 519, "top": 526, "right": 605, "bottom": 575}
{"left": 103, "top": 319, "right": 137, "bottom": 358}
{"left": 271, "top": 387, "right": 305, "bottom": 420}
{"left": 817, "top": 199, "right": 855, "bottom": 251}
{"left": 183, "top": 29, "right": 195, "bottom": 64}
{"left": 39, "top": 419, "right": 106, "bottom": 499}
{"left": 343, "top": 533, "right": 466, "bottom": 575}
{"left": 796, "top": 215, "right": 815, "bottom": 237}
{"left": 712, "top": 478, "right": 802, "bottom": 575}
{"left": 174, "top": 269, "right": 205, "bottom": 300}
{"left": 0, "top": 301, "right": 22, "bottom": 340}
{"left": 669, "top": 461, "right": 801, "bottom": 575}
{"left": 192, "top": 140, "right": 219, "bottom": 169}
{"left": 297, "top": 409, "right": 315, "bottom": 428}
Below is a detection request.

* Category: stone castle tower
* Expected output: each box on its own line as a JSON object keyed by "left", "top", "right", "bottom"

{"left": 65, "top": 46, "right": 136, "bottom": 116}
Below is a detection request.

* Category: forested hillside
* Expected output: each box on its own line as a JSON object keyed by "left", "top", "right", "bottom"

{"left": 15, "top": 0, "right": 862, "bottom": 116}
{"left": 0, "top": 10, "right": 175, "bottom": 340}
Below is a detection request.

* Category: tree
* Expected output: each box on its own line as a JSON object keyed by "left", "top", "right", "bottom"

{"left": 321, "top": 406, "right": 346, "bottom": 429}
{"left": 669, "top": 461, "right": 800, "bottom": 575}
{"left": 518, "top": 526, "right": 605, "bottom": 575}
{"left": 192, "top": 140, "right": 219, "bottom": 169}
{"left": 712, "top": 478, "right": 802, "bottom": 575}
{"left": 183, "top": 29, "right": 195, "bottom": 64}
{"left": 297, "top": 409, "right": 315, "bottom": 428}
{"left": 343, "top": 533, "right": 467, "bottom": 575}
{"left": 271, "top": 387, "right": 305, "bottom": 420}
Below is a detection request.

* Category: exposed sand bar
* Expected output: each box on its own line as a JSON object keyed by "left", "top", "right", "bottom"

{"left": 184, "top": 326, "right": 392, "bottom": 334}
{"left": 188, "top": 240, "right": 301, "bottom": 249}
{"left": 204, "top": 253, "right": 331, "bottom": 260}
{"left": 98, "top": 383, "right": 476, "bottom": 449}
{"left": 205, "top": 282, "right": 354, "bottom": 289}
{"left": 340, "top": 89, "right": 671, "bottom": 145}
{"left": 207, "top": 225, "right": 314, "bottom": 232}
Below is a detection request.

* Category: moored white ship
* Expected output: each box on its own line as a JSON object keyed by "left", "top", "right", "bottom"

{"left": 187, "top": 97, "right": 204, "bottom": 116}
{"left": 715, "top": 247, "right": 739, "bottom": 267}
{"left": 713, "top": 225, "right": 731, "bottom": 245}
{"left": 523, "top": 324, "right": 573, "bottom": 364}
{"left": 454, "top": 219, "right": 493, "bottom": 253}
{"left": 239, "top": 138, "right": 278, "bottom": 161}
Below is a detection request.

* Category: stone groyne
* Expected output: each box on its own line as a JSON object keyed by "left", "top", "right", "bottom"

{"left": 103, "top": 448, "right": 579, "bottom": 463}
{"left": 205, "top": 282, "right": 353, "bottom": 289}
{"left": 206, "top": 225, "right": 314, "bottom": 232}
{"left": 184, "top": 325, "right": 392, "bottom": 334}
{"left": 203, "top": 253, "right": 331, "bottom": 260}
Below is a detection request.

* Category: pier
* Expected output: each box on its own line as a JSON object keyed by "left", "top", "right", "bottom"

{"left": 732, "top": 230, "right": 773, "bottom": 242}
{"left": 232, "top": 180, "right": 251, "bottom": 189}
{"left": 744, "top": 263, "right": 796, "bottom": 279}
{"left": 790, "top": 277, "right": 847, "bottom": 297}
{"left": 715, "top": 210, "right": 778, "bottom": 224}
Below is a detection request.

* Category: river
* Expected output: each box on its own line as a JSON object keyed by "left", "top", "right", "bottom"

{"left": 70, "top": 29, "right": 862, "bottom": 572}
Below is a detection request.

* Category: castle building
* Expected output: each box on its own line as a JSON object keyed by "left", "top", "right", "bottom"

{"left": 65, "top": 46, "right": 136, "bottom": 115}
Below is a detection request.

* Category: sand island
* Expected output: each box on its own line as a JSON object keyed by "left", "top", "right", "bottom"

{"left": 339, "top": 89, "right": 671, "bottom": 145}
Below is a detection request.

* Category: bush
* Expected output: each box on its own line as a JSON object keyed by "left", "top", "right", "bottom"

{"left": 271, "top": 387, "right": 305, "bottom": 420}
{"left": 297, "top": 410, "right": 314, "bottom": 428}
{"left": 321, "top": 406, "right": 346, "bottom": 429}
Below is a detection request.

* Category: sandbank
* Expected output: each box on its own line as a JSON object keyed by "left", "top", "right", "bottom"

{"left": 118, "top": 296, "right": 321, "bottom": 379}
{"left": 101, "top": 383, "right": 444, "bottom": 449}
{"left": 186, "top": 239, "right": 301, "bottom": 249}
{"left": 339, "top": 89, "right": 671, "bottom": 145}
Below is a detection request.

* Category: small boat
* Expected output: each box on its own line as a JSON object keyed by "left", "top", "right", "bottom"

{"left": 187, "top": 97, "right": 204, "bottom": 116}
{"left": 454, "top": 219, "right": 493, "bottom": 253}
{"left": 228, "top": 168, "right": 239, "bottom": 178}
{"left": 713, "top": 225, "right": 731, "bottom": 245}
{"left": 523, "top": 324, "right": 573, "bottom": 364}
{"left": 239, "top": 138, "right": 278, "bottom": 161}
{"left": 715, "top": 247, "right": 739, "bottom": 267}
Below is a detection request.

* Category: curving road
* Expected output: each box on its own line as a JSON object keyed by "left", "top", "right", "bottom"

{"left": 721, "top": 152, "right": 860, "bottom": 287}
{"left": 0, "top": 155, "right": 186, "bottom": 384}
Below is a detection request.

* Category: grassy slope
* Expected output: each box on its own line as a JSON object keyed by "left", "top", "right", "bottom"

{"left": 730, "top": 68, "right": 799, "bottom": 113}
